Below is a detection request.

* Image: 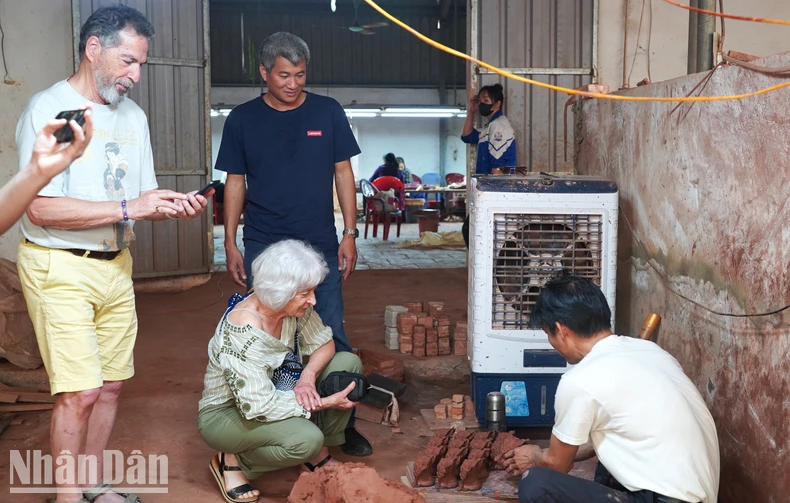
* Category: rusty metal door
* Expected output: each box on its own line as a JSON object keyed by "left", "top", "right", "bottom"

{"left": 467, "top": 0, "right": 598, "bottom": 175}
{"left": 72, "top": 0, "right": 213, "bottom": 279}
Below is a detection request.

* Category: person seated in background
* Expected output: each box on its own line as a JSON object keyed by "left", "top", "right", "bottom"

{"left": 370, "top": 152, "right": 404, "bottom": 182}
{"left": 503, "top": 276, "right": 720, "bottom": 503}
{"left": 0, "top": 109, "right": 93, "bottom": 236}
{"left": 198, "top": 240, "right": 363, "bottom": 503}
{"left": 396, "top": 156, "right": 412, "bottom": 184}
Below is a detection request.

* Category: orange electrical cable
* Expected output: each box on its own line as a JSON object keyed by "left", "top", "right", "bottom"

{"left": 363, "top": 0, "right": 790, "bottom": 102}
{"left": 662, "top": 0, "right": 790, "bottom": 26}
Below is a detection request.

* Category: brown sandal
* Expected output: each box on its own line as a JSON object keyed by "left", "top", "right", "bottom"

{"left": 209, "top": 453, "right": 259, "bottom": 503}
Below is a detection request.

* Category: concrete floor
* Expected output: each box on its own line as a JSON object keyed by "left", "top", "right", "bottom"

{"left": 214, "top": 212, "right": 467, "bottom": 271}
{"left": 0, "top": 268, "right": 479, "bottom": 503}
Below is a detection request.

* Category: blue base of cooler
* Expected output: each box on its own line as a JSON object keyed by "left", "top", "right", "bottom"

{"left": 471, "top": 372, "right": 562, "bottom": 427}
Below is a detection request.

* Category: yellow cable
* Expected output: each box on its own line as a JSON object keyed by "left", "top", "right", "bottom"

{"left": 663, "top": 0, "right": 790, "bottom": 26}
{"left": 363, "top": 0, "right": 790, "bottom": 102}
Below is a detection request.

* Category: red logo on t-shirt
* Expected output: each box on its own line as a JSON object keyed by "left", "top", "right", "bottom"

{"left": 307, "top": 130, "right": 323, "bottom": 137}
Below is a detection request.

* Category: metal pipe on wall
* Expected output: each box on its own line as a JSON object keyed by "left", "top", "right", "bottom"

{"left": 438, "top": 11, "right": 448, "bottom": 179}
{"left": 622, "top": 0, "right": 629, "bottom": 87}
{"left": 592, "top": 0, "right": 600, "bottom": 82}
{"left": 687, "top": 0, "right": 698, "bottom": 73}
{"left": 695, "top": 0, "right": 716, "bottom": 71}
{"left": 466, "top": 0, "right": 479, "bottom": 185}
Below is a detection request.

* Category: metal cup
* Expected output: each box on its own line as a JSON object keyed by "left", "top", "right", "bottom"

{"left": 485, "top": 391, "right": 507, "bottom": 431}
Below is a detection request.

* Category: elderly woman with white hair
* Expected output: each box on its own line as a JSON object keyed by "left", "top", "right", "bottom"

{"left": 198, "top": 240, "right": 362, "bottom": 503}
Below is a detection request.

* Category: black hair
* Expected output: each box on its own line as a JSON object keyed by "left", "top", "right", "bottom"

{"left": 383, "top": 153, "right": 398, "bottom": 167}
{"left": 79, "top": 5, "right": 155, "bottom": 58}
{"left": 479, "top": 83, "right": 504, "bottom": 105}
{"left": 530, "top": 275, "right": 612, "bottom": 338}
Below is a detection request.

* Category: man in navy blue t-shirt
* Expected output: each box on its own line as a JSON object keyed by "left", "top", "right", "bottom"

{"left": 215, "top": 32, "right": 371, "bottom": 456}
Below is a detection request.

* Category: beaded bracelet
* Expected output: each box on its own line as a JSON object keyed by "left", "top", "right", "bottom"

{"left": 121, "top": 200, "right": 129, "bottom": 221}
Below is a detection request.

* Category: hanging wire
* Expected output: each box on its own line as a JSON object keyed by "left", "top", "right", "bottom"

{"left": 0, "top": 8, "right": 12, "bottom": 83}
{"left": 663, "top": 0, "right": 790, "bottom": 26}
{"left": 363, "top": 0, "right": 790, "bottom": 103}
{"left": 620, "top": 209, "right": 790, "bottom": 318}
{"left": 626, "top": 0, "right": 649, "bottom": 87}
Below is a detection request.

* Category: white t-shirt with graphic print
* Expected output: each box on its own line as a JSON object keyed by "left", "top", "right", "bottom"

{"left": 16, "top": 80, "right": 158, "bottom": 252}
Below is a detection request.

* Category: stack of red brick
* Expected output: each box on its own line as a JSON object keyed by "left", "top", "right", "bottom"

{"left": 433, "top": 394, "right": 474, "bottom": 421}
{"left": 395, "top": 301, "right": 467, "bottom": 358}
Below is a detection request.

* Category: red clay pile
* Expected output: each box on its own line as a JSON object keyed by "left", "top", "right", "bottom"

{"left": 412, "top": 428, "right": 527, "bottom": 491}
{"left": 288, "top": 462, "right": 425, "bottom": 503}
{"left": 394, "top": 301, "right": 467, "bottom": 357}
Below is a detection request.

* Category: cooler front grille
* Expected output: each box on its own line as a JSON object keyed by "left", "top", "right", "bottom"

{"left": 492, "top": 213, "right": 603, "bottom": 330}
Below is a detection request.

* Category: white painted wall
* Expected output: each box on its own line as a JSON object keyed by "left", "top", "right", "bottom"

{"left": 0, "top": 0, "right": 73, "bottom": 261}
{"left": 353, "top": 116, "right": 467, "bottom": 181}
{"left": 598, "top": 0, "right": 790, "bottom": 89}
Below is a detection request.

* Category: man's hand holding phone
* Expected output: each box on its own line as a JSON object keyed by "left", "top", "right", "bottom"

{"left": 170, "top": 180, "right": 219, "bottom": 221}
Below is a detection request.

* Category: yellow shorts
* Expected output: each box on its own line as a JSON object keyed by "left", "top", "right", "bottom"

{"left": 17, "top": 240, "right": 138, "bottom": 394}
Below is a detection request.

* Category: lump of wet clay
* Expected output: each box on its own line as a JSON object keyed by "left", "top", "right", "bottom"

{"left": 470, "top": 436, "right": 494, "bottom": 450}
{"left": 413, "top": 446, "right": 446, "bottom": 487}
{"left": 466, "top": 448, "right": 491, "bottom": 479}
{"left": 459, "top": 456, "right": 488, "bottom": 491}
{"left": 448, "top": 430, "right": 475, "bottom": 449}
{"left": 473, "top": 431, "right": 496, "bottom": 443}
{"left": 445, "top": 446, "right": 469, "bottom": 460}
{"left": 426, "top": 428, "right": 453, "bottom": 449}
{"left": 490, "top": 431, "right": 528, "bottom": 470}
{"left": 436, "top": 454, "right": 464, "bottom": 489}
{"left": 288, "top": 463, "right": 425, "bottom": 503}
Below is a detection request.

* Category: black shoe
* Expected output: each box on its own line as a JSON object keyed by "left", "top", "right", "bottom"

{"left": 341, "top": 427, "right": 373, "bottom": 457}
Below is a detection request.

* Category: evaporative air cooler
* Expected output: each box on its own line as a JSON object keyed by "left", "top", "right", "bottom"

{"left": 468, "top": 174, "right": 618, "bottom": 427}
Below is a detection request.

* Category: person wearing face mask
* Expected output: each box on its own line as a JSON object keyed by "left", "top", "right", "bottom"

{"left": 461, "top": 83, "right": 516, "bottom": 175}
{"left": 460, "top": 84, "right": 517, "bottom": 247}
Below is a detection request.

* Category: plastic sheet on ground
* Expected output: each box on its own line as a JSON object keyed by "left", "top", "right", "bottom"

{"left": 395, "top": 231, "right": 466, "bottom": 250}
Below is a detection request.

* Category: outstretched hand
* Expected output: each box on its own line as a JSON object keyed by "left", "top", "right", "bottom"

{"left": 30, "top": 104, "right": 94, "bottom": 179}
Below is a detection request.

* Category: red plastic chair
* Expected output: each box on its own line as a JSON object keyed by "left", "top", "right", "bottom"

{"left": 444, "top": 173, "right": 467, "bottom": 216}
{"left": 410, "top": 174, "right": 422, "bottom": 184}
{"left": 365, "top": 176, "right": 405, "bottom": 240}
{"left": 445, "top": 173, "right": 465, "bottom": 184}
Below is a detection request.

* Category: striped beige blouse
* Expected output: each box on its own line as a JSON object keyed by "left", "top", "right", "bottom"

{"left": 198, "top": 305, "right": 333, "bottom": 422}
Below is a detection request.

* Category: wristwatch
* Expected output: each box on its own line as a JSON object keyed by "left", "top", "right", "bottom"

{"left": 342, "top": 228, "right": 359, "bottom": 238}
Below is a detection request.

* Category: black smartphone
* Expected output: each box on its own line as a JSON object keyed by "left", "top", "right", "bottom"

{"left": 197, "top": 180, "right": 222, "bottom": 197}
{"left": 54, "top": 109, "right": 87, "bottom": 143}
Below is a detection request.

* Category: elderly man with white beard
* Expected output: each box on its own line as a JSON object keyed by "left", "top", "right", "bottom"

{"left": 14, "top": 5, "right": 209, "bottom": 502}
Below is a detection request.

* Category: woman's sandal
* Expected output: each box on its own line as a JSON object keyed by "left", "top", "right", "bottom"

{"left": 304, "top": 454, "right": 332, "bottom": 472}
{"left": 83, "top": 483, "right": 141, "bottom": 502}
{"left": 209, "top": 453, "right": 260, "bottom": 503}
